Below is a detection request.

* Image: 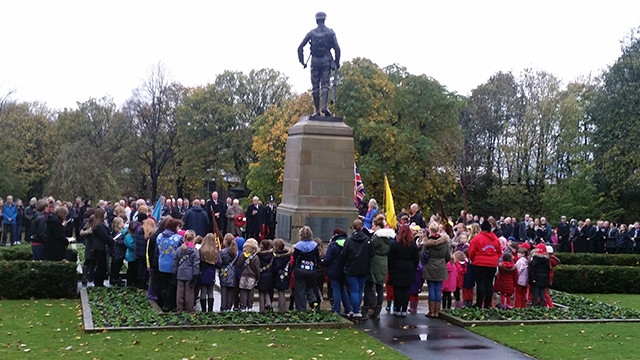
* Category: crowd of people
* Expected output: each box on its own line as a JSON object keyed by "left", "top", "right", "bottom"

{"left": 3, "top": 191, "right": 637, "bottom": 317}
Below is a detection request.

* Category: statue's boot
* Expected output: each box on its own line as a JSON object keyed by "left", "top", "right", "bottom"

{"left": 320, "top": 88, "right": 332, "bottom": 116}
{"left": 312, "top": 92, "right": 321, "bottom": 116}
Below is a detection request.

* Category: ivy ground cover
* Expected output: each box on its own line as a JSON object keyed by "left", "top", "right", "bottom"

{"left": 443, "top": 290, "right": 640, "bottom": 322}
{"left": 86, "top": 286, "right": 347, "bottom": 329}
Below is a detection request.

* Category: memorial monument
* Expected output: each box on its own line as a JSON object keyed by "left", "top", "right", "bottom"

{"left": 276, "top": 12, "right": 357, "bottom": 242}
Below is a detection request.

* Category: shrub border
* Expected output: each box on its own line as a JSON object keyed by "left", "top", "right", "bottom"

{"left": 80, "top": 288, "right": 353, "bottom": 333}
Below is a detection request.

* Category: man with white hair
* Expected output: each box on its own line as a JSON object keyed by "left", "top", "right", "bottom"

{"left": 245, "top": 196, "right": 264, "bottom": 240}
{"left": 409, "top": 203, "right": 426, "bottom": 228}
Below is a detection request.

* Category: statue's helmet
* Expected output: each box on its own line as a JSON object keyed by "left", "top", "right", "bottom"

{"left": 315, "top": 12, "right": 327, "bottom": 20}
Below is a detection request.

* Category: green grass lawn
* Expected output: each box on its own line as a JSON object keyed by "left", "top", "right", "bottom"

{"left": 470, "top": 293, "right": 640, "bottom": 360}
{"left": 578, "top": 294, "right": 640, "bottom": 311}
{"left": 0, "top": 299, "right": 407, "bottom": 360}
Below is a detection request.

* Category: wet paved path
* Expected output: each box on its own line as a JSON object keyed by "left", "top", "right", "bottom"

{"left": 355, "top": 307, "right": 533, "bottom": 359}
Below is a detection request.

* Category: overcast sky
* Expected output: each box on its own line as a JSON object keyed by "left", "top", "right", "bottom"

{"left": 2, "top": 1, "right": 640, "bottom": 110}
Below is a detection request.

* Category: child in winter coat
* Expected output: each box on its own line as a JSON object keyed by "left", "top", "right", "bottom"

{"left": 172, "top": 232, "right": 200, "bottom": 313}
{"left": 235, "top": 238, "right": 260, "bottom": 311}
{"left": 461, "top": 249, "right": 475, "bottom": 307}
{"left": 494, "top": 252, "right": 517, "bottom": 308}
{"left": 441, "top": 258, "right": 458, "bottom": 309}
{"left": 528, "top": 243, "right": 550, "bottom": 307}
{"left": 256, "top": 240, "right": 275, "bottom": 311}
{"left": 198, "top": 233, "right": 220, "bottom": 312}
{"left": 544, "top": 245, "right": 560, "bottom": 308}
{"left": 408, "top": 263, "right": 424, "bottom": 314}
{"left": 453, "top": 251, "right": 466, "bottom": 309}
{"left": 272, "top": 238, "right": 291, "bottom": 312}
{"left": 218, "top": 234, "right": 238, "bottom": 312}
{"left": 514, "top": 246, "right": 529, "bottom": 308}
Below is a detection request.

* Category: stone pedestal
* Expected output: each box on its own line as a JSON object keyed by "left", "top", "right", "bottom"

{"left": 276, "top": 116, "right": 358, "bottom": 243}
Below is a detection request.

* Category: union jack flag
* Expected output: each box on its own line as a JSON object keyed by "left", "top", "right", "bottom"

{"left": 354, "top": 164, "right": 366, "bottom": 208}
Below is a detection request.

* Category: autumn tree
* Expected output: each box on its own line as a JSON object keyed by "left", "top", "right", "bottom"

{"left": 123, "top": 64, "right": 183, "bottom": 200}
{"left": 246, "top": 93, "right": 313, "bottom": 202}
{"left": 0, "top": 101, "right": 54, "bottom": 198}
{"left": 47, "top": 97, "right": 131, "bottom": 200}
{"left": 176, "top": 69, "right": 291, "bottom": 198}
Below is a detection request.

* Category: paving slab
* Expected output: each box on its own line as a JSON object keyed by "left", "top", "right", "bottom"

{"left": 355, "top": 309, "right": 533, "bottom": 359}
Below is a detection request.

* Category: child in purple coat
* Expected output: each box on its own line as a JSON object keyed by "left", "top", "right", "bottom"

{"left": 408, "top": 263, "right": 424, "bottom": 314}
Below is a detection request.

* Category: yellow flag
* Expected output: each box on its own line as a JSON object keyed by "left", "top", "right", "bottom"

{"left": 384, "top": 176, "right": 397, "bottom": 229}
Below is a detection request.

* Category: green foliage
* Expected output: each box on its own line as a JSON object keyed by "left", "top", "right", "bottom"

{"left": 246, "top": 93, "right": 313, "bottom": 202}
{"left": 176, "top": 69, "right": 292, "bottom": 199}
{"left": 0, "top": 260, "right": 77, "bottom": 299}
{"left": 0, "top": 245, "right": 35, "bottom": 261}
{"left": 552, "top": 264, "right": 640, "bottom": 294}
{"left": 336, "top": 59, "right": 463, "bottom": 210}
{"left": 554, "top": 253, "right": 640, "bottom": 267}
{"left": 541, "top": 165, "right": 608, "bottom": 221}
{"left": 0, "top": 101, "right": 54, "bottom": 198}
{"left": 590, "top": 27, "right": 640, "bottom": 223}
{"left": 447, "top": 290, "right": 640, "bottom": 322}
{"left": 87, "top": 287, "right": 344, "bottom": 328}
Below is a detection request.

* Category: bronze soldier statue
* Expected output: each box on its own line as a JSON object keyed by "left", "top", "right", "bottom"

{"left": 298, "top": 11, "right": 341, "bottom": 117}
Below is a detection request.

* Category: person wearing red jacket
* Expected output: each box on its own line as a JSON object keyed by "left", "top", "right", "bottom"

{"left": 494, "top": 252, "right": 517, "bottom": 308}
{"left": 468, "top": 220, "right": 502, "bottom": 308}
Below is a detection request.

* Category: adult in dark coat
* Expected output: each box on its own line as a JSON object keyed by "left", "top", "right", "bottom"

{"left": 264, "top": 196, "right": 277, "bottom": 240}
{"left": 245, "top": 196, "right": 264, "bottom": 241}
{"left": 205, "top": 191, "right": 225, "bottom": 234}
{"left": 91, "top": 208, "right": 111, "bottom": 287}
{"left": 387, "top": 224, "right": 419, "bottom": 316}
{"left": 182, "top": 199, "right": 211, "bottom": 237}
{"left": 340, "top": 219, "right": 374, "bottom": 317}
{"left": 557, "top": 216, "right": 571, "bottom": 252}
{"left": 409, "top": 203, "right": 426, "bottom": 228}
{"left": 45, "top": 206, "right": 69, "bottom": 261}
{"left": 321, "top": 228, "right": 350, "bottom": 314}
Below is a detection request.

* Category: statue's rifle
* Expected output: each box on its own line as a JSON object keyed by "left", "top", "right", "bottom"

{"left": 331, "top": 65, "right": 339, "bottom": 105}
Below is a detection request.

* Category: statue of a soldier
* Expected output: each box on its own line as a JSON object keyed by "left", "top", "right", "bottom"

{"left": 298, "top": 11, "right": 341, "bottom": 117}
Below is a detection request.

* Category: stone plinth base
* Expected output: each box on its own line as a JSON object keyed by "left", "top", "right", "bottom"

{"left": 277, "top": 116, "right": 358, "bottom": 242}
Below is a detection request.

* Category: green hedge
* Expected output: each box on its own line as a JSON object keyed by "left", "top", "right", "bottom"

{"left": 555, "top": 253, "right": 640, "bottom": 266}
{"left": 552, "top": 264, "right": 640, "bottom": 294}
{"left": 0, "top": 246, "right": 35, "bottom": 261}
{"left": 0, "top": 261, "right": 78, "bottom": 299}
{"left": 0, "top": 246, "right": 78, "bottom": 262}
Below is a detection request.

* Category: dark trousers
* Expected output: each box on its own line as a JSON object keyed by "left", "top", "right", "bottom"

{"left": 13, "top": 223, "right": 22, "bottom": 242}
{"left": 220, "top": 286, "right": 236, "bottom": 311}
{"left": 157, "top": 271, "right": 176, "bottom": 311}
{"left": 532, "top": 286, "right": 546, "bottom": 306}
{"left": 2, "top": 223, "right": 15, "bottom": 244}
{"left": 472, "top": 265, "right": 496, "bottom": 308}
{"left": 31, "top": 244, "right": 45, "bottom": 260}
{"left": 127, "top": 259, "right": 139, "bottom": 286}
{"left": 442, "top": 291, "right": 453, "bottom": 309}
{"left": 110, "top": 258, "right": 124, "bottom": 284}
{"left": 393, "top": 286, "right": 410, "bottom": 312}
{"left": 93, "top": 250, "right": 107, "bottom": 286}
{"left": 364, "top": 281, "right": 384, "bottom": 309}
{"left": 294, "top": 269, "right": 317, "bottom": 311}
